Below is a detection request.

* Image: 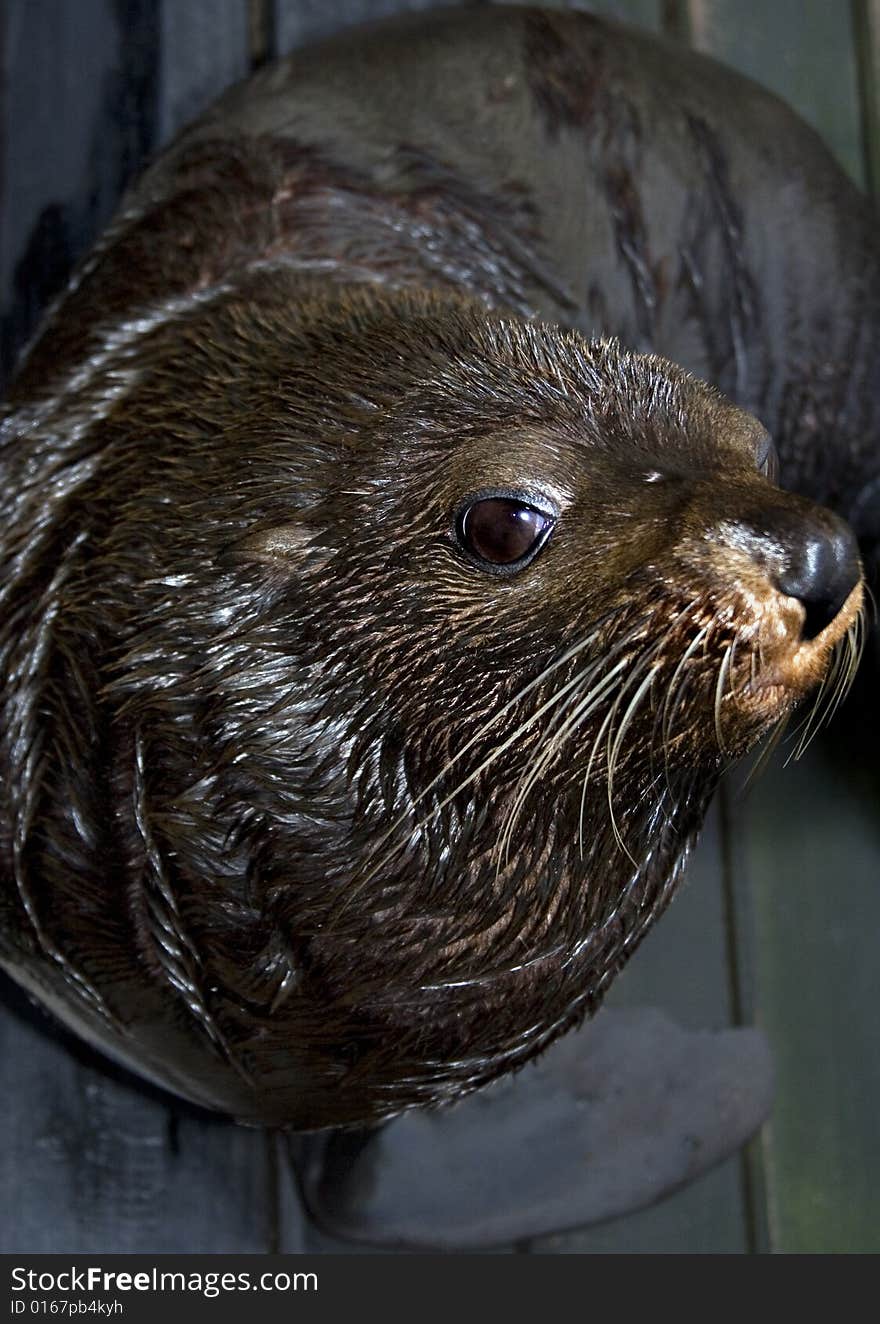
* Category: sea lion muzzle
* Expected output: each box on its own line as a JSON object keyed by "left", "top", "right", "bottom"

{"left": 742, "top": 505, "right": 862, "bottom": 639}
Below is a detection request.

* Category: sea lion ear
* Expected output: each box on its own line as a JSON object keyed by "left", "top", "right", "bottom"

{"left": 754, "top": 430, "right": 779, "bottom": 482}
{"left": 218, "top": 523, "right": 315, "bottom": 566}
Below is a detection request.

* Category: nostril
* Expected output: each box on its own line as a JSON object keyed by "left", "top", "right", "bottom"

{"left": 798, "top": 593, "right": 849, "bottom": 642}
{"left": 772, "top": 515, "right": 861, "bottom": 641}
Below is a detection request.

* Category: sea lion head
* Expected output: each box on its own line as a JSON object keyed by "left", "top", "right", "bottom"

{"left": 0, "top": 277, "right": 863, "bottom": 1126}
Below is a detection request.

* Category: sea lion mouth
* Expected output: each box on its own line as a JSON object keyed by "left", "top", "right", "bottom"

{"left": 748, "top": 579, "right": 865, "bottom": 697}
{"left": 719, "top": 578, "right": 867, "bottom": 766}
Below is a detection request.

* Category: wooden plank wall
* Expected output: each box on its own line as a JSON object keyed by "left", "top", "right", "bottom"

{"left": 675, "top": 0, "right": 880, "bottom": 1258}
{"left": 1, "top": 0, "right": 877, "bottom": 1255}
{"left": 0, "top": 0, "right": 305, "bottom": 1255}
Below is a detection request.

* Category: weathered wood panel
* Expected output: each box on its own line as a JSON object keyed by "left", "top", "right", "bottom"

{"left": 156, "top": 0, "right": 251, "bottom": 141}
{"left": 853, "top": 0, "right": 880, "bottom": 194}
{"left": 743, "top": 731, "right": 880, "bottom": 1254}
{"left": 0, "top": 975, "right": 285, "bottom": 1253}
{"left": 685, "top": 0, "right": 866, "bottom": 185}
{"left": 0, "top": 0, "right": 286, "bottom": 1256}
{"left": 685, "top": 0, "right": 880, "bottom": 1255}
{"left": 539, "top": 803, "right": 750, "bottom": 1253}
{"left": 272, "top": 0, "right": 443, "bottom": 55}
{"left": 0, "top": 0, "right": 157, "bottom": 387}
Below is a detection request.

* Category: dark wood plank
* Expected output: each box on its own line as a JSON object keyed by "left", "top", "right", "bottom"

{"left": 685, "top": 0, "right": 866, "bottom": 185}
{"left": 0, "top": 979, "right": 277, "bottom": 1252}
{"left": 586, "top": 0, "right": 663, "bottom": 27}
{"left": 743, "top": 732, "right": 880, "bottom": 1254}
{"left": 271, "top": 1133, "right": 310, "bottom": 1253}
{"left": 0, "top": 0, "right": 279, "bottom": 1255}
{"left": 156, "top": 0, "right": 251, "bottom": 143}
{"left": 717, "top": 782, "right": 772, "bottom": 1254}
{"left": 0, "top": 0, "right": 158, "bottom": 386}
{"left": 538, "top": 801, "right": 749, "bottom": 1252}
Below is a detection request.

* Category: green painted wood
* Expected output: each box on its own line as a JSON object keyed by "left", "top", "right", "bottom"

{"left": 678, "top": 0, "right": 878, "bottom": 1256}
{"left": 537, "top": 1164, "right": 746, "bottom": 1253}
{"left": 685, "top": 0, "right": 865, "bottom": 185}
{"left": 536, "top": 801, "right": 750, "bottom": 1252}
{"left": 743, "top": 728, "right": 880, "bottom": 1254}
{"left": 852, "top": 0, "right": 880, "bottom": 195}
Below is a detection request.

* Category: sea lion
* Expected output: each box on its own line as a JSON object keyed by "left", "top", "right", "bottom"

{"left": 0, "top": 3, "right": 872, "bottom": 1236}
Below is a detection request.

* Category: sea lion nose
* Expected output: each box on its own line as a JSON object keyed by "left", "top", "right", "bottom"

{"left": 739, "top": 505, "right": 861, "bottom": 640}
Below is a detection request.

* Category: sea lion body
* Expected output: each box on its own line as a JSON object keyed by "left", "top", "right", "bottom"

{"left": 0, "top": 7, "right": 871, "bottom": 1128}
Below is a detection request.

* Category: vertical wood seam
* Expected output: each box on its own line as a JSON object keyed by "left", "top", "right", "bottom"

{"left": 718, "top": 782, "right": 771, "bottom": 1255}
{"left": 250, "top": 0, "right": 277, "bottom": 68}
{"left": 661, "top": 0, "right": 693, "bottom": 43}
{"left": 266, "top": 1129, "right": 281, "bottom": 1254}
{"left": 851, "top": 0, "right": 880, "bottom": 197}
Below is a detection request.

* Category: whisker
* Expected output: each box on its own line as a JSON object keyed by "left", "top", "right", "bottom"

{"left": 788, "top": 598, "right": 868, "bottom": 761}
{"left": 661, "top": 625, "right": 709, "bottom": 750}
{"left": 497, "top": 656, "right": 629, "bottom": 871}
{"left": 579, "top": 691, "right": 623, "bottom": 859}
{"left": 577, "top": 636, "right": 664, "bottom": 862}
{"left": 497, "top": 662, "right": 617, "bottom": 869}
{"left": 822, "top": 614, "right": 864, "bottom": 724}
{"left": 336, "top": 615, "right": 664, "bottom": 916}
{"left": 786, "top": 673, "right": 832, "bottom": 764}
{"left": 349, "top": 630, "right": 607, "bottom": 893}
{"left": 713, "top": 640, "right": 734, "bottom": 756}
{"left": 605, "top": 663, "right": 660, "bottom": 864}
{"left": 741, "top": 711, "right": 790, "bottom": 792}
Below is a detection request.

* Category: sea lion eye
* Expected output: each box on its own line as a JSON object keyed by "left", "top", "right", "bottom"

{"left": 457, "top": 497, "right": 554, "bottom": 570}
